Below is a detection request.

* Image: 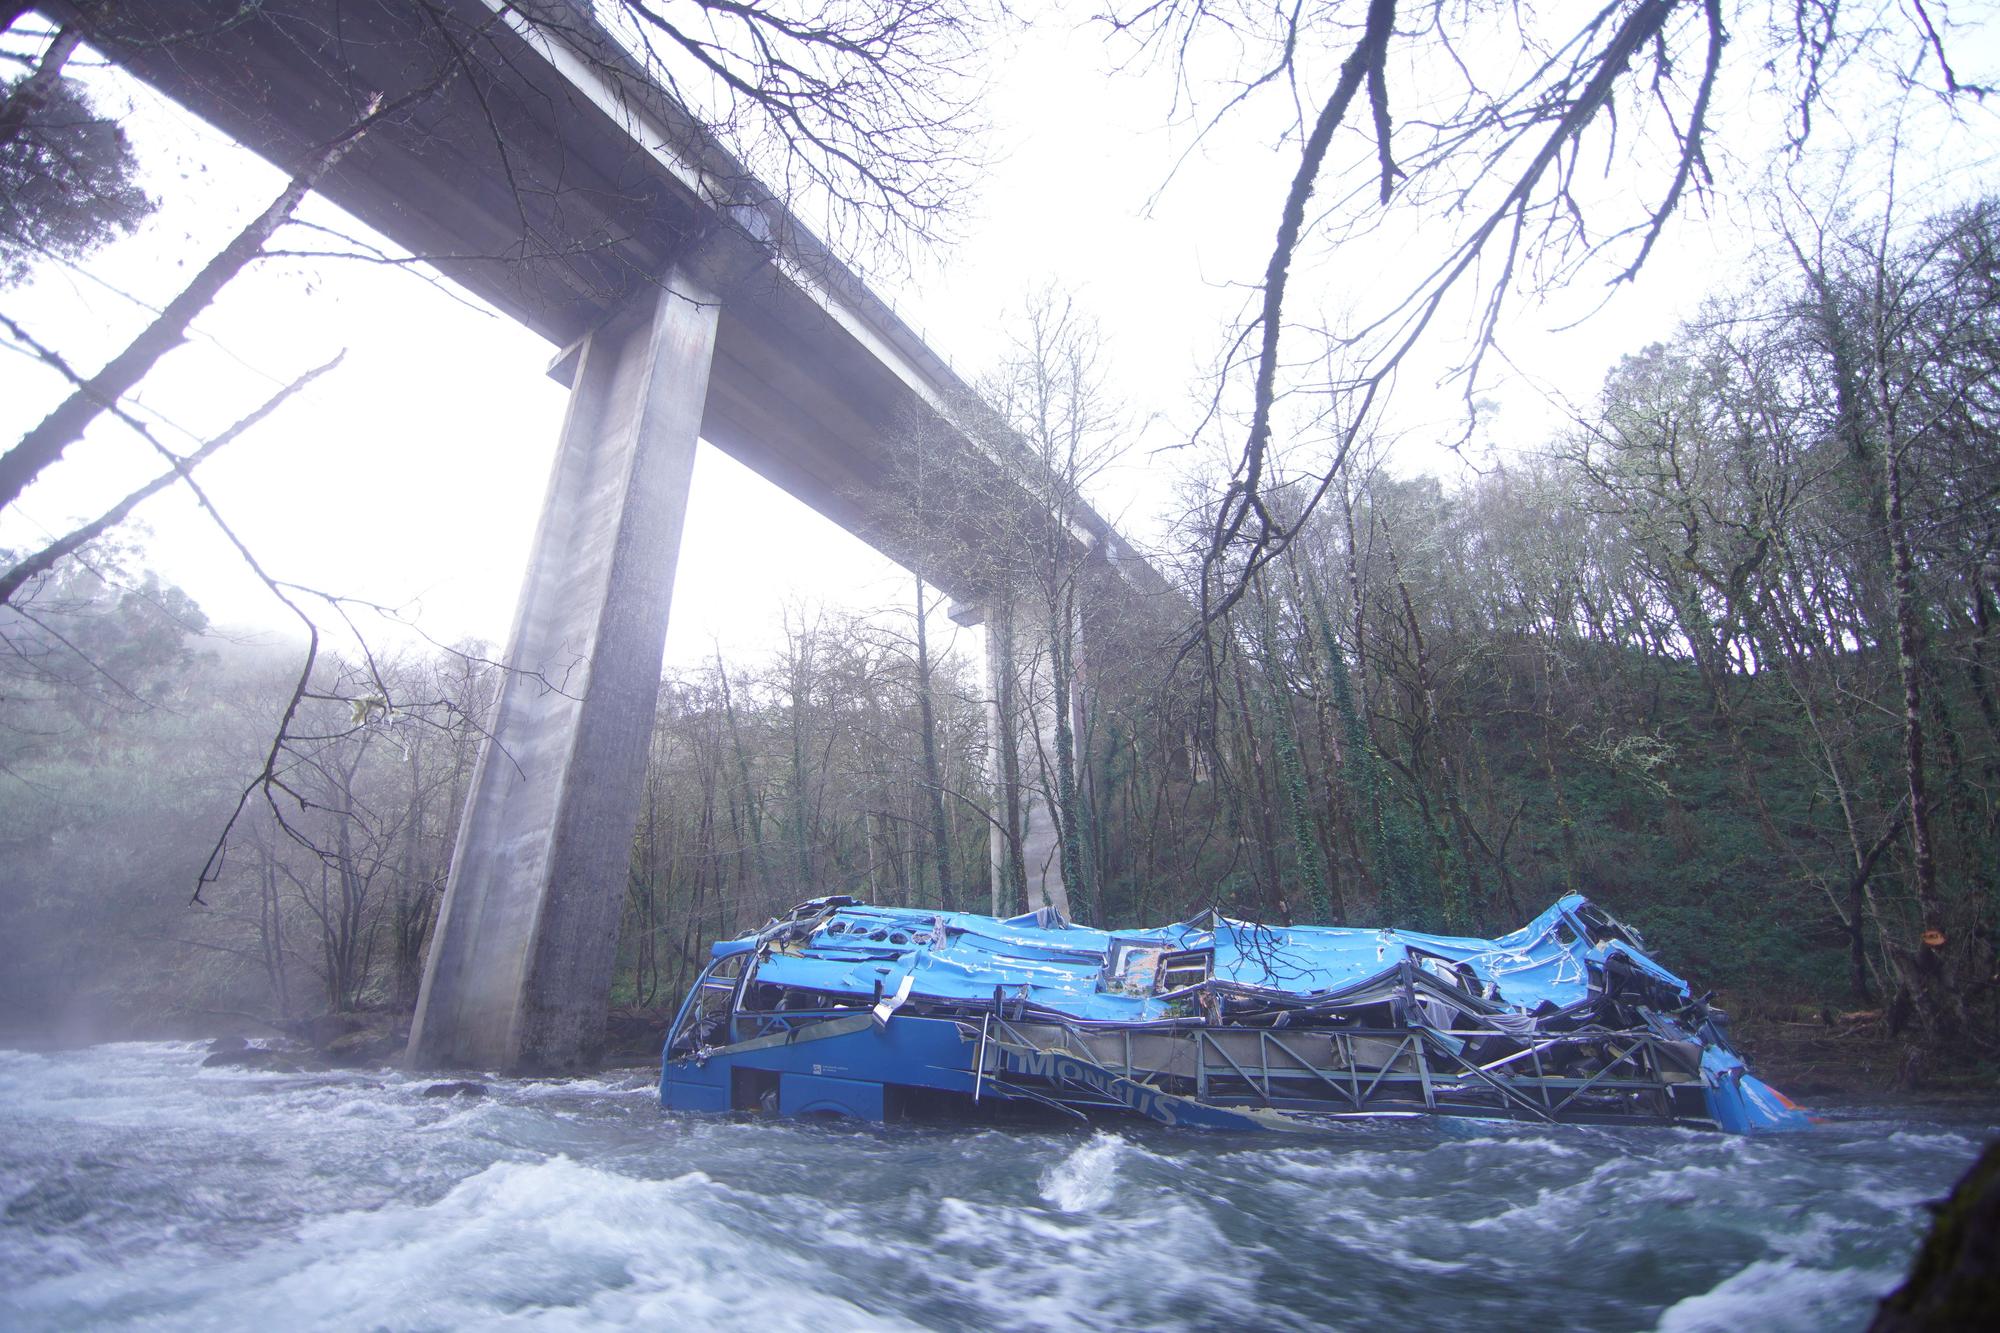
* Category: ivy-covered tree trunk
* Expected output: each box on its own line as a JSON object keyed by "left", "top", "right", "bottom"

{"left": 990, "top": 602, "right": 1030, "bottom": 916}
{"left": 1256, "top": 577, "right": 1330, "bottom": 922}
{"left": 1049, "top": 589, "right": 1092, "bottom": 923}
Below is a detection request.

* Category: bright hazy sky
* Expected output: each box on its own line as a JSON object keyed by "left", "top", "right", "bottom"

{"left": 1, "top": 7, "right": 1994, "bottom": 673}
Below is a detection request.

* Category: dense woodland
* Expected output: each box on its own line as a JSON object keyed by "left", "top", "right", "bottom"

{"left": 3, "top": 197, "right": 1995, "bottom": 1072}
{"left": 1, "top": 3, "right": 1994, "bottom": 1080}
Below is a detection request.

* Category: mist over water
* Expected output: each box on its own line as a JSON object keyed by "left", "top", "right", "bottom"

{"left": 0, "top": 1043, "right": 1988, "bottom": 1331}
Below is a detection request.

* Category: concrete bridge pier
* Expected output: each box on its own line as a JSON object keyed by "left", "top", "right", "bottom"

{"left": 954, "top": 601, "right": 1071, "bottom": 920}
{"left": 407, "top": 274, "right": 718, "bottom": 1073}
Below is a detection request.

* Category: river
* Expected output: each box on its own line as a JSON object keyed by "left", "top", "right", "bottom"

{"left": 0, "top": 1041, "right": 1989, "bottom": 1330}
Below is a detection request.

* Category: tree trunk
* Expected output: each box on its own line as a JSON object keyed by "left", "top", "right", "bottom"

{"left": 991, "top": 603, "right": 1030, "bottom": 915}
{"left": 0, "top": 25, "right": 81, "bottom": 150}
{"left": 1049, "top": 587, "right": 1091, "bottom": 922}
{"left": 1885, "top": 436, "right": 1951, "bottom": 1033}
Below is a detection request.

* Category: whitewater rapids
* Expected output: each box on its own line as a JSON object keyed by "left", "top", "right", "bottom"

{"left": 0, "top": 1042, "right": 1989, "bottom": 1330}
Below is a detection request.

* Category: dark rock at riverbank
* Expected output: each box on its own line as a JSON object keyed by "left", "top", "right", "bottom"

{"left": 1729, "top": 1007, "right": 2000, "bottom": 1103}
{"left": 284, "top": 1012, "right": 410, "bottom": 1067}
{"left": 421, "top": 1081, "right": 486, "bottom": 1099}
{"left": 1869, "top": 1137, "right": 2000, "bottom": 1331}
{"left": 200, "top": 1039, "right": 318, "bottom": 1074}
{"left": 323, "top": 1024, "right": 406, "bottom": 1067}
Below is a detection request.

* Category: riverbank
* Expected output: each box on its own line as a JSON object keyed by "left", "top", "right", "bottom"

{"left": 1729, "top": 1009, "right": 2000, "bottom": 1106}
{"left": 10, "top": 997, "right": 1997, "bottom": 1112}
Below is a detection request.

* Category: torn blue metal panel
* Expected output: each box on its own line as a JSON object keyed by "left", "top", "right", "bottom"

{"left": 1700, "top": 1044, "right": 1813, "bottom": 1133}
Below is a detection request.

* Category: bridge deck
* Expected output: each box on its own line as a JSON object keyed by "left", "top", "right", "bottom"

{"left": 66, "top": 0, "right": 1158, "bottom": 604}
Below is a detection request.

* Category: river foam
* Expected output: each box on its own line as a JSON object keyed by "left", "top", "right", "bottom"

{"left": 0, "top": 1042, "right": 1989, "bottom": 1331}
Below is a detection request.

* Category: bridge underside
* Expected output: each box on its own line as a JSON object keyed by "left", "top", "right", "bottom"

{"left": 68, "top": 0, "right": 1166, "bottom": 1071}
{"left": 68, "top": 0, "right": 1077, "bottom": 602}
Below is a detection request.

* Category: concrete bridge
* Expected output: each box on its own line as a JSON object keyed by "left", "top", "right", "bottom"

{"left": 69, "top": 0, "right": 1169, "bottom": 1070}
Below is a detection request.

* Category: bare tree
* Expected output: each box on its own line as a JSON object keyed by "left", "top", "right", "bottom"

{"left": 1099, "top": 0, "right": 1990, "bottom": 633}
{"left": 872, "top": 289, "right": 1132, "bottom": 920}
{"left": 589, "top": 0, "right": 990, "bottom": 262}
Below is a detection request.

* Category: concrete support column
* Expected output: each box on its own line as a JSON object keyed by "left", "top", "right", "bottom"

{"left": 408, "top": 275, "right": 718, "bottom": 1072}
{"left": 955, "top": 601, "right": 1070, "bottom": 920}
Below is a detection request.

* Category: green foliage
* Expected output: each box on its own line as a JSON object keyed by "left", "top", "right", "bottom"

{"left": 0, "top": 74, "right": 153, "bottom": 285}
{"left": 1256, "top": 588, "right": 1328, "bottom": 921}
{"left": 1308, "top": 587, "right": 1439, "bottom": 931}
{"left": 1065, "top": 196, "right": 2000, "bottom": 1036}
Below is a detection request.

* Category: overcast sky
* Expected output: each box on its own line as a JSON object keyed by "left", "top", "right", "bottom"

{"left": 1, "top": 6, "right": 1994, "bottom": 675}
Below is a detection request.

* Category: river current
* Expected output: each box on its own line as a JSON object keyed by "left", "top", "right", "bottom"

{"left": 0, "top": 1041, "right": 1990, "bottom": 1331}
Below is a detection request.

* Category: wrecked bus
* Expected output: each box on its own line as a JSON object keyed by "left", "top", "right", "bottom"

{"left": 660, "top": 894, "right": 1810, "bottom": 1134}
